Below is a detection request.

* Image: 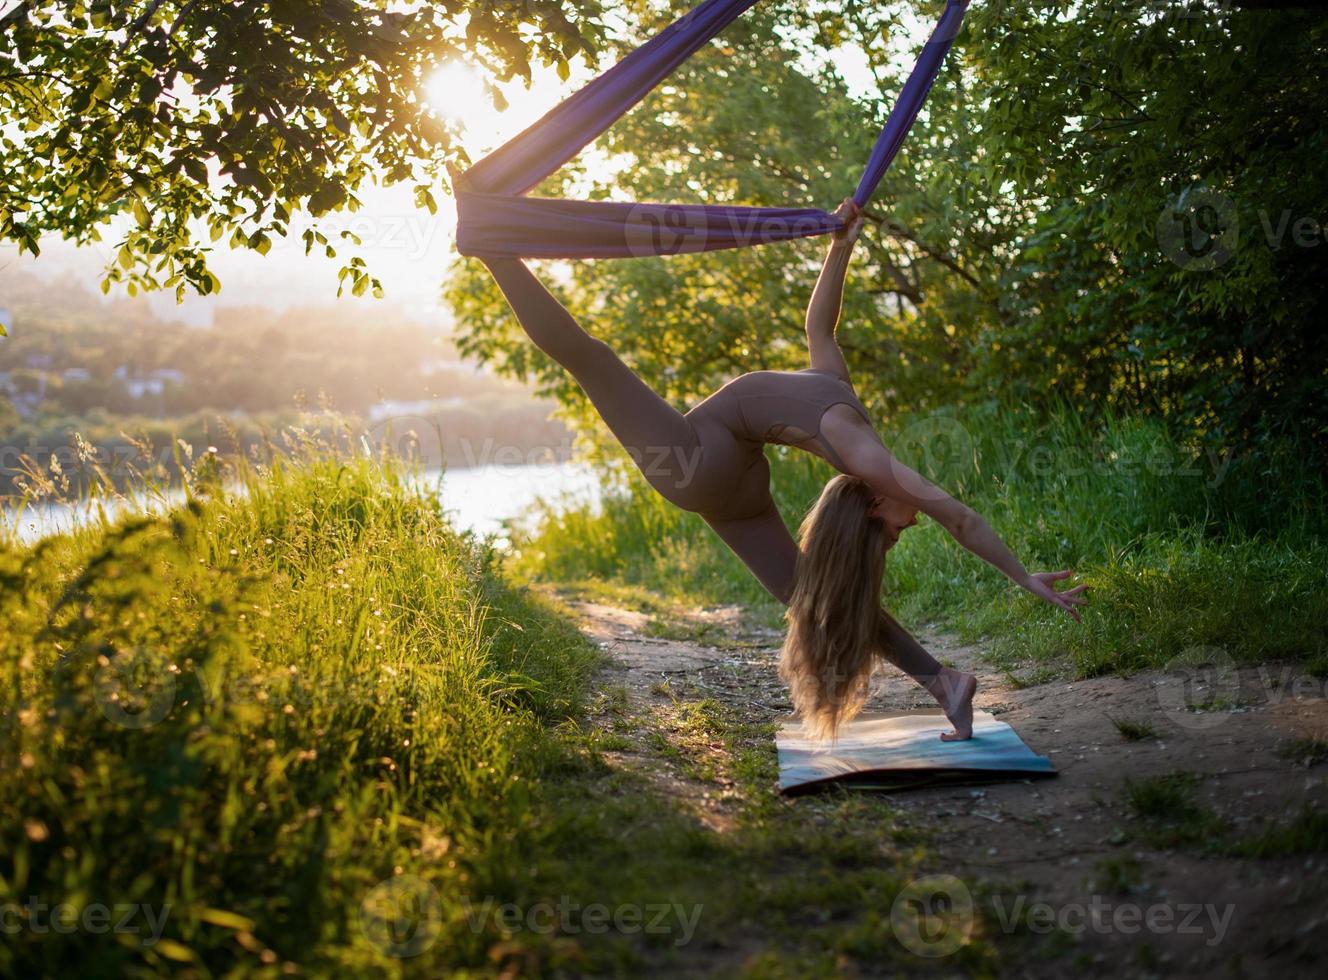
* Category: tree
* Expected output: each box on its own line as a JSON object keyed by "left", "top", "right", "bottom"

{"left": 447, "top": 0, "right": 1013, "bottom": 435}
{"left": 0, "top": 0, "right": 603, "bottom": 299}
{"left": 447, "top": 0, "right": 1327, "bottom": 456}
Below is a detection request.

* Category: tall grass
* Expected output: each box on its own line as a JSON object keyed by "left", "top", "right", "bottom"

{"left": 0, "top": 452, "right": 606, "bottom": 975}
{"left": 506, "top": 402, "right": 1328, "bottom": 674}
{"left": 0, "top": 447, "right": 1015, "bottom": 977}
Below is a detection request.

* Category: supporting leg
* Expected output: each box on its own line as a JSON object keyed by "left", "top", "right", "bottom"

{"left": 699, "top": 498, "right": 801, "bottom": 608}
{"left": 704, "top": 496, "right": 976, "bottom": 737}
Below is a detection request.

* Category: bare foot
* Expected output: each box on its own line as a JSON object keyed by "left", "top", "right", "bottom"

{"left": 934, "top": 667, "right": 977, "bottom": 741}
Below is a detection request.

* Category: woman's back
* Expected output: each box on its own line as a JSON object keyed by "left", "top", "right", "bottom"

{"left": 687, "top": 368, "right": 871, "bottom": 466}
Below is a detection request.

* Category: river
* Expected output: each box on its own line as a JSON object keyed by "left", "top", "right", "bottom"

{"left": 1, "top": 460, "right": 605, "bottom": 546}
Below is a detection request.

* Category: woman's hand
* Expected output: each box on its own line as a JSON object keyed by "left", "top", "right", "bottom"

{"left": 832, "top": 197, "right": 865, "bottom": 247}
{"left": 1021, "top": 570, "right": 1089, "bottom": 622}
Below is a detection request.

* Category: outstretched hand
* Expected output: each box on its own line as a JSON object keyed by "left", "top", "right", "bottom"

{"left": 832, "top": 197, "right": 865, "bottom": 247}
{"left": 1022, "top": 570, "right": 1089, "bottom": 623}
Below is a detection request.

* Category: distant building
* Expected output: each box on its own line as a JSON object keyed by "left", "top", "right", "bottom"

{"left": 116, "top": 366, "right": 186, "bottom": 398}
{"left": 1, "top": 368, "right": 45, "bottom": 418}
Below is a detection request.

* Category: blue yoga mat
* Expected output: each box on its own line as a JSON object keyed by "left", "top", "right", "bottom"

{"left": 776, "top": 709, "right": 1057, "bottom": 795}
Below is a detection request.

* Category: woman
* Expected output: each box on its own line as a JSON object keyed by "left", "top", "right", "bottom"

{"left": 477, "top": 198, "right": 1087, "bottom": 741}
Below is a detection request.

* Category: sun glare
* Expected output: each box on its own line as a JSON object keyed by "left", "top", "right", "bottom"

{"left": 424, "top": 62, "right": 491, "bottom": 130}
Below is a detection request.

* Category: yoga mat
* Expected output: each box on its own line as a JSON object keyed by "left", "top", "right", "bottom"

{"left": 776, "top": 709, "right": 1057, "bottom": 795}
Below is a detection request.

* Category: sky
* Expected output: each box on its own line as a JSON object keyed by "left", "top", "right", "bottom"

{"left": 0, "top": 5, "right": 916, "bottom": 331}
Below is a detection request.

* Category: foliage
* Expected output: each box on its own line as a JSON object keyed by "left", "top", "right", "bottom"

{"left": 0, "top": 0, "right": 603, "bottom": 298}
{"left": 446, "top": 0, "right": 1327, "bottom": 463}
{"left": 0, "top": 453, "right": 599, "bottom": 973}
{"left": 504, "top": 400, "right": 1328, "bottom": 672}
{"left": 0, "top": 451, "right": 1016, "bottom": 976}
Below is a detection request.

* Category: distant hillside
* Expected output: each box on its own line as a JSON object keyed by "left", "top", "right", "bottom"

{"left": 0, "top": 268, "right": 573, "bottom": 496}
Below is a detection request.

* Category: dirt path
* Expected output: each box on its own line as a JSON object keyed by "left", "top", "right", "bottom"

{"left": 540, "top": 584, "right": 1328, "bottom": 977}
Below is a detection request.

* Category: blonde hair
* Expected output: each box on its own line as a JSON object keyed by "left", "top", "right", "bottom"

{"left": 778, "top": 474, "right": 888, "bottom": 741}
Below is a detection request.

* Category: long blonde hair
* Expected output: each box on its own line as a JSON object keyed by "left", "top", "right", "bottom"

{"left": 778, "top": 474, "right": 888, "bottom": 741}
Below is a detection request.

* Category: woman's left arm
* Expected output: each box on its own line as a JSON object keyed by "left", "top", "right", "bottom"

{"left": 926, "top": 498, "right": 1087, "bottom": 621}
{"left": 852, "top": 445, "right": 1089, "bottom": 621}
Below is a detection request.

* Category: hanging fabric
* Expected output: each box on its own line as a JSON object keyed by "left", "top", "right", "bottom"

{"left": 452, "top": 0, "right": 970, "bottom": 260}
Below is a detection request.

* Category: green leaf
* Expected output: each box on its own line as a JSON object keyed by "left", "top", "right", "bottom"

{"left": 198, "top": 908, "right": 256, "bottom": 932}
{"left": 152, "top": 939, "right": 196, "bottom": 963}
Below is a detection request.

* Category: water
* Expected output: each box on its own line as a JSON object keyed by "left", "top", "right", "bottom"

{"left": 1, "top": 460, "right": 604, "bottom": 546}
{"left": 430, "top": 460, "right": 603, "bottom": 540}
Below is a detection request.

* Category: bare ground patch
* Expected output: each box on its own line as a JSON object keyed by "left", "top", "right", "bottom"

{"left": 538, "top": 583, "right": 1328, "bottom": 978}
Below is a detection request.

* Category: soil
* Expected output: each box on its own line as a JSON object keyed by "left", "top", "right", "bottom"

{"left": 542, "top": 585, "right": 1328, "bottom": 979}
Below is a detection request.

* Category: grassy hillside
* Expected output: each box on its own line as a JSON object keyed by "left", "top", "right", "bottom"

{"left": 2, "top": 455, "right": 1016, "bottom": 977}
{"left": 505, "top": 403, "right": 1328, "bottom": 679}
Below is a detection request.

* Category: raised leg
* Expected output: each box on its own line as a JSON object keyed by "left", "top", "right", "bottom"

{"left": 482, "top": 258, "right": 701, "bottom": 503}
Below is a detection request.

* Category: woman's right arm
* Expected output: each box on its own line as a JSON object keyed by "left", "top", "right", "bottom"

{"left": 804, "top": 198, "right": 866, "bottom": 381}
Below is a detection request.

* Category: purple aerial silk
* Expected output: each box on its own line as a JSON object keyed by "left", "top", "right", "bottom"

{"left": 454, "top": 0, "right": 970, "bottom": 260}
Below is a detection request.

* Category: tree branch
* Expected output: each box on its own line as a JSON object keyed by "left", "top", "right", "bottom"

{"left": 866, "top": 207, "right": 982, "bottom": 289}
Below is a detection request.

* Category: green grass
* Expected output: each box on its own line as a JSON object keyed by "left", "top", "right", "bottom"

{"left": 1121, "top": 772, "right": 1328, "bottom": 858}
{"left": 506, "top": 402, "right": 1328, "bottom": 680}
{"left": 1222, "top": 808, "right": 1328, "bottom": 858}
{"left": 1109, "top": 717, "right": 1159, "bottom": 742}
{"left": 1091, "top": 856, "right": 1145, "bottom": 895}
{"left": 1276, "top": 737, "right": 1328, "bottom": 768}
{"left": 1121, "top": 771, "right": 1232, "bottom": 850}
{"left": 1, "top": 451, "right": 1018, "bottom": 977}
{"left": 0, "top": 456, "right": 610, "bottom": 975}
